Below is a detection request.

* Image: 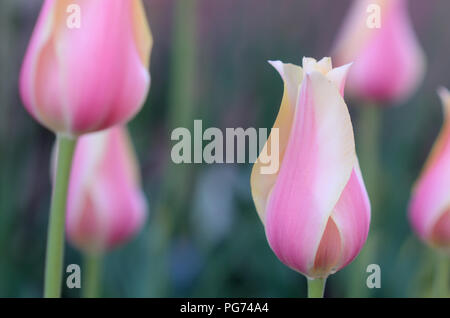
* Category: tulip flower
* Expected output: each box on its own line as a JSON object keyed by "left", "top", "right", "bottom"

{"left": 251, "top": 57, "right": 371, "bottom": 297}
{"left": 63, "top": 126, "right": 147, "bottom": 297}
{"left": 20, "top": 0, "right": 152, "bottom": 136}
{"left": 20, "top": 0, "right": 152, "bottom": 297}
{"left": 409, "top": 88, "right": 450, "bottom": 252}
{"left": 332, "top": 0, "right": 425, "bottom": 104}
{"left": 65, "top": 127, "right": 147, "bottom": 254}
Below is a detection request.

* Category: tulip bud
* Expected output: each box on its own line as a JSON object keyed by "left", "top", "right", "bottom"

{"left": 409, "top": 88, "right": 450, "bottom": 252}
{"left": 332, "top": 0, "right": 425, "bottom": 103}
{"left": 251, "top": 57, "right": 371, "bottom": 279}
{"left": 65, "top": 127, "right": 147, "bottom": 253}
{"left": 20, "top": 0, "right": 152, "bottom": 136}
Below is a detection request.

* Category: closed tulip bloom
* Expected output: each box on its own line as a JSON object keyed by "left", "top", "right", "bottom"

{"left": 409, "top": 88, "right": 450, "bottom": 252}
{"left": 20, "top": 0, "right": 152, "bottom": 136}
{"left": 332, "top": 0, "right": 425, "bottom": 103}
{"left": 65, "top": 127, "right": 147, "bottom": 253}
{"left": 251, "top": 57, "right": 371, "bottom": 279}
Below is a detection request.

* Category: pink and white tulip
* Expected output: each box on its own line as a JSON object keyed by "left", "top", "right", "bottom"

{"left": 20, "top": 0, "right": 152, "bottom": 136}
{"left": 332, "top": 0, "right": 425, "bottom": 103}
{"left": 64, "top": 127, "right": 147, "bottom": 254}
{"left": 251, "top": 57, "right": 371, "bottom": 279}
{"left": 409, "top": 88, "right": 450, "bottom": 252}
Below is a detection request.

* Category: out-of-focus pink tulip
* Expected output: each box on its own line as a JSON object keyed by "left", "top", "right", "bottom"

{"left": 20, "top": 0, "right": 152, "bottom": 136}
{"left": 332, "top": 0, "right": 425, "bottom": 104}
{"left": 409, "top": 88, "right": 450, "bottom": 252}
{"left": 251, "top": 57, "right": 371, "bottom": 279}
{"left": 64, "top": 127, "right": 147, "bottom": 253}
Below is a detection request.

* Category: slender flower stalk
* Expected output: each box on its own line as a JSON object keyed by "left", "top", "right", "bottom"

{"left": 153, "top": 0, "right": 198, "bottom": 296}
{"left": 44, "top": 135, "right": 77, "bottom": 298}
{"left": 307, "top": 278, "right": 326, "bottom": 298}
{"left": 82, "top": 253, "right": 102, "bottom": 298}
{"left": 347, "top": 103, "right": 381, "bottom": 297}
{"left": 432, "top": 253, "right": 449, "bottom": 297}
{"left": 358, "top": 104, "right": 382, "bottom": 205}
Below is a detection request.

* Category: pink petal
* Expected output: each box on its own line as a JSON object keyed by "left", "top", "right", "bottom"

{"left": 332, "top": 164, "right": 371, "bottom": 271}
{"left": 326, "top": 63, "right": 352, "bottom": 97}
{"left": 20, "top": 0, "right": 152, "bottom": 135}
{"left": 56, "top": 0, "right": 150, "bottom": 133}
{"left": 20, "top": 0, "right": 64, "bottom": 130}
{"left": 431, "top": 210, "right": 450, "bottom": 249}
{"left": 311, "top": 217, "right": 342, "bottom": 278}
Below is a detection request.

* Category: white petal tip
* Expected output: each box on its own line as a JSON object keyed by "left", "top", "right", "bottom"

{"left": 268, "top": 60, "right": 282, "bottom": 68}
{"left": 341, "top": 61, "right": 354, "bottom": 69}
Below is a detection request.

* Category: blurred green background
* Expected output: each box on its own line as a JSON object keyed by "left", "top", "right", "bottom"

{"left": 0, "top": 0, "right": 449, "bottom": 297}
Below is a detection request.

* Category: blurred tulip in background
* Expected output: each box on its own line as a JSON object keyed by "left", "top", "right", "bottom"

{"left": 65, "top": 127, "right": 148, "bottom": 254}
{"left": 332, "top": 0, "right": 425, "bottom": 104}
{"left": 409, "top": 88, "right": 450, "bottom": 252}
{"left": 20, "top": 0, "right": 152, "bottom": 135}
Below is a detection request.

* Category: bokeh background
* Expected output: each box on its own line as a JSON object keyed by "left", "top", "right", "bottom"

{"left": 0, "top": 0, "right": 449, "bottom": 297}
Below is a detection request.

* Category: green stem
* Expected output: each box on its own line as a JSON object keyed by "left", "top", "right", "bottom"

{"left": 307, "top": 278, "right": 327, "bottom": 298}
{"left": 83, "top": 253, "right": 102, "bottom": 298}
{"left": 44, "top": 135, "right": 77, "bottom": 298}
{"left": 347, "top": 104, "right": 381, "bottom": 297}
{"left": 432, "top": 253, "right": 449, "bottom": 298}
{"left": 150, "top": 0, "right": 198, "bottom": 297}
{"left": 358, "top": 104, "right": 381, "bottom": 207}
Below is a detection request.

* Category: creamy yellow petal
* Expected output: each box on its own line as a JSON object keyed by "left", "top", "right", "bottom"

{"left": 132, "top": 0, "right": 153, "bottom": 68}
{"left": 250, "top": 61, "right": 303, "bottom": 222}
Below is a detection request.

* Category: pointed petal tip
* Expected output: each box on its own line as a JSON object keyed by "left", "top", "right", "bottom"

{"left": 302, "top": 56, "right": 317, "bottom": 64}
{"left": 268, "top": 60, "right": 282, "bottom": 70}
{"left": 318, "top": 56, "right": 332, "bottom": 62}
{"left": 334, "top": 61, "right": 353, "bottom": 78}
{"left": 340, "top": 61, "right": 354, "bottom": 69}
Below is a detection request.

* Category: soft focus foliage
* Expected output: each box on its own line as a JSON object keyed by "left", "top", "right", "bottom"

{"left": 0, "top": 0, "right": 449, "bottom": 297}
